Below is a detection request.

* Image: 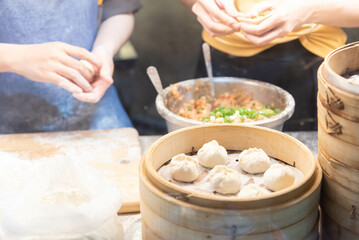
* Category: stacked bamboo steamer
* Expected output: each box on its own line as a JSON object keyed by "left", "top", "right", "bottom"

{"left": 317, "top": 42, "right": 359, "bottom": 240}
{"left": 140, "top": 124, "right": 322, "bottom": 239}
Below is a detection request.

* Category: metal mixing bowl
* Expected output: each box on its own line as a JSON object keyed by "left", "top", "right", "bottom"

{"left": 156, "top": 77, "right": 295, "bottom": 132}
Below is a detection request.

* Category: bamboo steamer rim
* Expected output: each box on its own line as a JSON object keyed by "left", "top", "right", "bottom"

{"left": 318, "top": 66, "right": 359, "bottom": 122}
{"left": 144, "top": 124, "right": 317, "bottom": 209}
{"left": 317, "top": 96, "right": 359, "bottom": 146}
{"left": 318, "top": 145, "right": 359, "bottom": 176}
{"left": 318, "top": 121, "right": 359, "bottom": 170}
{"left": 318, "top": 63, "right": 359, "bottom": 100}
{"left": 318, "top": 93, "right": 359, "bottom": 124}
{"left": 318, "top": 94, "right": 359, "bottom": 123}
{"left": 323, "top": 41, "right": 359, "bottom": 95}
{"left": 140, "top": 153, "right": 322, "bottom": 214}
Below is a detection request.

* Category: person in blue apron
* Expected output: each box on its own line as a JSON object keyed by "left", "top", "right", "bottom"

{"left": 0, "top": 0, "right": 142, "bottom": 134}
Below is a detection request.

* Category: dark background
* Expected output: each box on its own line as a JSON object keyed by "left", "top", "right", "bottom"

{"left": 113, "top": 0, "right": 359, "bottom": 135}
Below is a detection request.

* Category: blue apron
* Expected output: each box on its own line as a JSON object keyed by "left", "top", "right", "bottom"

{"left": 0, "top": 0, "right": 133, "bottom": 134}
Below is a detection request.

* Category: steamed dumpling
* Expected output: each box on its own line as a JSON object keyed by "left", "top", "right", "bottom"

{"left": 170, "top": 154, "right": 199, "bottom": 182}
{"left": 209, "top": 165, "right": 241, "bottom": 194}
{"left": 238, "top": 148, "right": 271, "bottom": 174}
{"left": 197, "top": 140, "right": 227, "bottom": 168}
{"left": 263, "top": 164, "right": 295, "bottom": 191}
{"left": 238, "top": 184, "right": 270, "bottom": 199}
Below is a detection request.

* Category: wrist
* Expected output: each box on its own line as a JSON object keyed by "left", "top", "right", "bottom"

{"left": 300, "top": 0, "right": 317, "bottom": 25}
{"left": 92, "top": 45, "right": 114, "bottom": 58}
{"left": 0, "top": 44, "right": 22, "bottom": 73}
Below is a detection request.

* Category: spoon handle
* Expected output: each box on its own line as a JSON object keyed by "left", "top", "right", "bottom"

{"left": 202, "top": 43, "right": 215, "bottom": 101}
{"left": 147, "top": 66, "right": 164, "bottom": 98}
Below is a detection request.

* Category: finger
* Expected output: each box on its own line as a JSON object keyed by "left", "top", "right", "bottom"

{"left": 246, "top": 2, "right": 273, "bottom": 17}
{"left": 239, "top": 13, "right": 283, "bottom": 36}
{"left": 194, "top": 0, "right": 236, "bottom": 26}
{"left": 73, "top": 78, "right": 110, "bottom": 103}
{"left": 60, "top": 43, "right": 102, "bottom": 69}
{"left": 60, "top": 56, "right": 94, "bottom": 82}
{"left": 55, "top": 64, "right": 93, "bottom": 92}
{"left": 242, "top": 25, "right": 287, "bottom": 46}
{"left": 49, "top": 73, "right": 83, "bottom": 94}
{"left": 194, "top": 3, "right": 236, "bottom": 36}
{"left": 221, "top": 0, "right": 243, "bottom": 18}
{"left": 197, "top": 17, "right": 235, "bottom": 37}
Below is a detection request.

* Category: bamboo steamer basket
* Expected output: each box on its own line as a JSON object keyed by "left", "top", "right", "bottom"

{"left": 318, "top": 64, "right": 359, "bottom": 121}
{"left": 321, "top": 173, "right": 359, "bottom": 235}
{"left": 318, "top": 122, "right": 359, "bottom": 169}
{"left": 321, "top": 212, "right": 359, "bottom": 240}
{"left": 140, "top": 158, "right": 322, "bottom": 239}
{"left": 140, "top": 124, "right": 322, "bottom": 239}
{"left": 318, "top": 146, "right": 359, "bottom": 193}
{"left": 322, "top": 41, "right": 359, "bottom": 96}
{"left": 317, "top": 95, "right": 359, "bottom": 146}
{"left": 144, "top": 124, "right": 317, "bottom": 209}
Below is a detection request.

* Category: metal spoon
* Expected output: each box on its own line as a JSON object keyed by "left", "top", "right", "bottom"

{"left": 147, "top": 66, "right": 165, "bottom": 99}
{"left": 202, "top": 43, "right": 215, "bottom": 108}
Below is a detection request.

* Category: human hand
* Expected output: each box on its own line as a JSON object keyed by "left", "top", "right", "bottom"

{"left": 192, "top": 0, "right": 244, "bottom": 37}
{"left": 73, "top": 47, "right": 114, "bottom": 103}
{"left": 238, "top": 0, "right": 312, "bottom": 46}
{"left": 13, "top": 42, "right": 102, "bottom": 94}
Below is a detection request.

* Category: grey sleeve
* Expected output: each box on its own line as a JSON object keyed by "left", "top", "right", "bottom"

{"left": 102, "top": 0, "right": 142, "bottom": 21}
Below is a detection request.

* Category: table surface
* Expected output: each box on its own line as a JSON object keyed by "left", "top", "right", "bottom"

{"left": 120, "top": 131, "right": 318, "bottom": 240}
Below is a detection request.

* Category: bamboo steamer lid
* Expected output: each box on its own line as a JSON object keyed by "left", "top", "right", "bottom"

{"left": 317, "top": 95, "right": 359, "bottom": 146}
{"left": 143, "top": 124, "right": 317, "bottom": 209}
{"left": 318, "top": 146, "right": 359, "bottom": 193}
{"left": 318, "top": 64, "right": 359, "bottom": 121}
{"left": 318, "top": 122, "right": 359, "bottom": 169}
{"left": 322, "top": 41, "right": 359, "bottom": 95}
{"left": 140, "top": 156, "right": 322, "bottom": 239}
{"left": 321, "top": 212, "right": 359, "bottom": 240}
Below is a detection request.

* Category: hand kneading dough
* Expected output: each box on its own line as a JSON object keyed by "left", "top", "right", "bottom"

{"left": 238, "top": 148, "right": 270, "bottom": 174}
{"left": 209, "top": 165, "right": 241, "bottom": 194}
{"left": 263, "top": 164, "right": 295, "bottom": 191}
{"left": 197, "top": 140, "right": 227, "bottom": 168}
{"left": 238, "top": 184, "right": 269, "bottom": 199}
{"left": 170, "top": 153, "right": 199, "bottom": 182}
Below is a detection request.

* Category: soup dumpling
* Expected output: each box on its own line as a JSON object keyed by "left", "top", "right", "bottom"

{"left": 238, "top": 184, "right": 270, "bottom": 199}
{"left": 263, "top": 164, "right": 295, "bottom": 191}
{"left": 209, "top": 165, "right": 241, "bottom": 194}
{"left": 197, "top": 140, "right": 227, "bottom": 168}
{"left": 238, "top": 148, "right": 270, "bottom": 174}
{"left": 170, "top": 153, "right": 199, "bottom": 182}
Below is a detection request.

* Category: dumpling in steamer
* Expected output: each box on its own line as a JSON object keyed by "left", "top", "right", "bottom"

{"left": 238, "top": 184, "right": 270, "bottom": 199}
{"left": 209, "top": 165, "right": 241, "bottom": 194}
{"left": 170, "top": 154, "right": 199, "bottom": 182}
{"left": 263, "top": 164, "right": 296, "bottom": 191}
{"left": 238, "top": 148, "right": 270, "bottom": 174}
{"left": 197, "top": 140, "right": 227, "bottom": 168}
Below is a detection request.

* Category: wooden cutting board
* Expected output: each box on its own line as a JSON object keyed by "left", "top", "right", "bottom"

{"left": 0, "top": 128, "right": 141, "bottom": 213}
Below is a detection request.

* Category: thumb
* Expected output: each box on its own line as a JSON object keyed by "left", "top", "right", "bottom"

{"left": 99, "top": 66, "right": 114, "bottom": 84}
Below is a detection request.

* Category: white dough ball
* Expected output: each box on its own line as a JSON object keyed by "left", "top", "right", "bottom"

{"left": 197, "top": 140, "right": 227, "bottom": 168}
{"left": 170, "top": 153, "right": 199, "bottom": 182}
{"left": 238, "top": 148, "right": 271, "bottom": 174}
{"left": 263, "top": 164, "right": 296, "bottom": 191}
{"left": 209, "top": 165, "right": 241, "bottom": 194}
{"left": 238, "top": 184, "right": 270, "bottom": 199}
